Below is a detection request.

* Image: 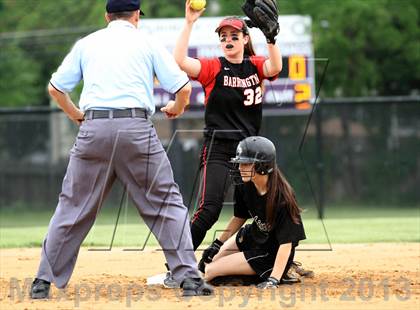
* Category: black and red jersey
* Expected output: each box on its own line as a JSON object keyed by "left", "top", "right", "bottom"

{"left": 194, "top": 56, "right": 274, "bottom": 141}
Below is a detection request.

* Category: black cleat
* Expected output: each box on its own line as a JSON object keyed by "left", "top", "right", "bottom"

{"left": 163, "top": 263, "right": 179, "bottom": 288}
{"left": 163, "top": 271, "right": 179, "bottom": 289}
{"left": 290, "top": 261, "right": 315, "bottom": 278}
{"left": 30, "top": 278, "right": 51, "bottom": 299}
{"left": 181, "top": 278, "right": 214, "bottom": 297}
{"left": 280, "top": 274, "right": 300, "bottom": 285}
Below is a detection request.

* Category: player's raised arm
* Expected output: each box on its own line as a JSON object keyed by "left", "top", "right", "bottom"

{"left": 242, "top": 0, "right": 282, "bottom": 77}
{"left": 173, "top": 0, "right": 204, "bottom": 78}
{"left": 264, "top": 42, "right": 282, "bottom": 77}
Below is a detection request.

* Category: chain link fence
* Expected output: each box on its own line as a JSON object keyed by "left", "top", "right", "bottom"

{"left": 0, "top": 97, "right": 419, "bottom": 215}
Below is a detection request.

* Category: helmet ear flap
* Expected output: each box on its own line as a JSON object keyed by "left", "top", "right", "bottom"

{"left": 254, "top": 162, "right": 275, "bottom": 175}
{"left": 254, "top": 162, "right": 264, "bottom": 175}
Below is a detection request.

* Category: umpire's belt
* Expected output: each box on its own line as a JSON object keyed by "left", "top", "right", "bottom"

{"left": 85, "top": 108, "right": 148, "bottom": 120}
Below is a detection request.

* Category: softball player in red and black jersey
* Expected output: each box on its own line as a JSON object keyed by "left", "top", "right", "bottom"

{"left": 174, "top": 1, "right": 283, "bottom": 250}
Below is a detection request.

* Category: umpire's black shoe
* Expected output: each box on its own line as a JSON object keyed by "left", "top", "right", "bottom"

{"left": 30, "top": 278, "right": 51, "bottom": 299}
{"left": 280, "top": 274, "right": 300, "bottom": 285}
{"left": 181, "top": 278, "right": 214, "bottom": 296}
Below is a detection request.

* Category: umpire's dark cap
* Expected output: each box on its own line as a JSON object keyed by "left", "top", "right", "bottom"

{"left": 106, "top": 0, "right": 145, "bottom": 15}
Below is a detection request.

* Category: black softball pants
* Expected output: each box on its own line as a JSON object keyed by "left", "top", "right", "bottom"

{"left": 190, "top": 139, "right": 239, "bottom": 250}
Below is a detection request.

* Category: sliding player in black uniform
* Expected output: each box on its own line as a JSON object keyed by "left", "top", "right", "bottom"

{"left": 200, "top": 136, "right": 306, "bottom": 288}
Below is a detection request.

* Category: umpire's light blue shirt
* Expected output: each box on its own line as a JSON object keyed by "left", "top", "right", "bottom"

{"left": 50, "top": 20, "right": 188, "bottom": 115}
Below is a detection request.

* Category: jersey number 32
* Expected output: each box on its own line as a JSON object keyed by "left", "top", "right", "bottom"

{"left": 244, "top": 86, "right": 263, "bottom": 106}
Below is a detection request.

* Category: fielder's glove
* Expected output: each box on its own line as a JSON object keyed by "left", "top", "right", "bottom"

{"left": 242, "top": 0, "right": 280, "bottom": 44}
{"left": 198, "top": 239, "right": 223, "bottom": 273}
{"left": 257, "top": 277, "right": 279, "bottom": 289}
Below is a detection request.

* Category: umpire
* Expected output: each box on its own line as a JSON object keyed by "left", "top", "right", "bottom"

{"left": 30, "top": 0, "right": 213, "bottom": 299}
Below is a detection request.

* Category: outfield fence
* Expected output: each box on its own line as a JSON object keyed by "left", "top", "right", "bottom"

{"left": 0, "top": 96, "right": 419, "bottom": 218}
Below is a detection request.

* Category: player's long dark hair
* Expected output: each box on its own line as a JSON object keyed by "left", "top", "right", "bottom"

{"left": 243, "top": 34, "right": 266, "bottom": 93}
{"left": 244, "top": 31, "right": 256, "bottom": 57}
{"left": 266, "top": 167, "right": 302, "bottom": 227}
{"left": 239, "top": 20, "right": 269, "bottom": 96}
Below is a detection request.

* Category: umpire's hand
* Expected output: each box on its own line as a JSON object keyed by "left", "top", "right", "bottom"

{"left": 69, "top": 109, "right": 85, "bottom": 126}
{"left": 198, "top": 239, "right": 224, "bottom": 273}
{"left": 160, "top": 100, "right": 185, "bottom": 119}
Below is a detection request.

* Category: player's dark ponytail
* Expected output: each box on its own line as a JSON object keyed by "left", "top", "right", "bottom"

{"left": 242, "top": 30, "right": 266, "bottom": 94}
{"left": 266, "top": 167, "right": 302, "bottom": 227}
{"left": 244, "top": 35, "right": 256, "bottom": 57}
{"left": 244, "top": 34, "right": 266, "bottom": 94}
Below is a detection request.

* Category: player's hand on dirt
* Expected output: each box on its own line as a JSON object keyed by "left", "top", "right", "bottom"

{"left": 257, "top": 277, "right": 279, "bottom": 289}
{"left": 185, "top": 0, "right": 205, "bottom": 24}
{"left": 202, "top": 239, "right": 223, "bottom": 263}
{"left": 69, "top": 109, "right": 85, "bottom": 126}
{"left": 160, "top": 100, "right": 184, "bottom": 119}
{"left": 198, "top": 239, "right": 223, "bottom": 272}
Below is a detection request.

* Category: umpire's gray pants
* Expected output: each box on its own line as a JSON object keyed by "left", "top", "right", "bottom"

{"left": 36, "top": 117, "right": 199, "bottom": 288}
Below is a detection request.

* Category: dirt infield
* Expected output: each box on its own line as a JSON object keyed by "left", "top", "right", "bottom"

{"left": 1, "top": 243, "right": 419, "bottom": 309}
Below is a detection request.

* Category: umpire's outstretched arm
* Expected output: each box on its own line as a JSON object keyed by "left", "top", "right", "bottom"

{"left": 160, "top": 82, "right": 192, "bottom": 119}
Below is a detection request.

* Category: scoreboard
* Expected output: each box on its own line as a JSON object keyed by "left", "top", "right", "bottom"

{"left": 270, "top": 55, "right": 313, "bottom": 109}
{"left": 141, "top": 16, "right": 315, "bottom": 111}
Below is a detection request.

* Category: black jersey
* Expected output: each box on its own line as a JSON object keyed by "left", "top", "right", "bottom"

{"left": 195, "top": 56, "right": 274, "bottom": 141}
{"left": 233, "top": 182, "right": 306, "bottom": 250}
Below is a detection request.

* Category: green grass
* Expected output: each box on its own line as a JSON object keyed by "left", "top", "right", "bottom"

{"left": 0, "top": 206, "right": 419, "bottom": 248}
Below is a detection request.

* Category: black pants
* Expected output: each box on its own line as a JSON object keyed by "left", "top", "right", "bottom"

{"left": 190, "top": 138, "right": 239, "bottom": 250}
{"left": 236, "top": 225, "right": 296, "bottom": 279}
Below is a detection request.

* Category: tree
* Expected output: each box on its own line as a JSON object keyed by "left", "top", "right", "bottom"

{"left": 0, "top": 0, "right": 419, "bottom": 107}
{"left": 0, "top": 0, "right": 105, "bottom": 107}
{"left": 0, "top": 45, "right": 42, "bottom": 106}
{"left": 278, "top": 0, "right": 420, "bottom": 97}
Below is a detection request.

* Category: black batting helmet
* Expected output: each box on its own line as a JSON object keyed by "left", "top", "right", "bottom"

{"left": 230, "top": 136, "right": 277, "bottom": 175}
